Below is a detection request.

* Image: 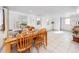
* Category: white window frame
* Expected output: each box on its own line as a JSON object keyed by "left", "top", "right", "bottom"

{"left": 65, "top": 18, "right": 70, "bottom": 25}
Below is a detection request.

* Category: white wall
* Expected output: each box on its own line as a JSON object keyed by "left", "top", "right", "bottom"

{"left": 9, "top": 10, "right": 39, "bottom": 30}
{"left": 60, "top": 14, "right": 78, "bottom": 31}
{"left": 9, "top": 11, "right": 28, "bottom": 30}
{"left": 9, "top": 10, "right": 58, "bottom": 31}
{"left": 41, "top": 15, "right": 61, "bottom": 31}
{"left": 9, "top": 10, "right": 79, "bottom": 32}
{"left": 53, "top": 16, "right": 60, "bottom": 31}
{"left": 41, "top": 16, "right": 53, "bottom": 31}
{"left": 10, "top": 9, "right": 73, "bottom": 31}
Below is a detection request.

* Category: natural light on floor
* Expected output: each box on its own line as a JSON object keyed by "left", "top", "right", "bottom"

{"left": 53, "top": 31, "right": 64, "bottom": 34}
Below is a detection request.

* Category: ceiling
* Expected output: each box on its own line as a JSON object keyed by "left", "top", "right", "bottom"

{"left": 7, "top": 6, "right": 79, "bottom": 16}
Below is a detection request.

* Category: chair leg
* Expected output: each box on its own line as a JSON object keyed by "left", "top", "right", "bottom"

{"left": 45, "top": 34, "right": 47, "bottom": 47}
{"left": 46, "top": 39, "right": 47, "bottom": 47}
{"left": 37, "top": 47, "right": 39, "bottom": 53}
{"left": 44, "top": 35, "right": 47, "bottom": 47}
{"left": 35, "top": 45, "right": 40, "bottom": 53}
{"left": 29, "top": 47, "right": 32, "bottom": 53}
{"left": 4, "top": 43, "right": 12, "bottom": 53}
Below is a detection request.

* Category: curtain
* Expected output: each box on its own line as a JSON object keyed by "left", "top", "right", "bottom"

{"left": 0, "top": 8, "right": 6, "bottom": 31}
{"left": 0, "top": 8, "right": 3, "bottom": 31}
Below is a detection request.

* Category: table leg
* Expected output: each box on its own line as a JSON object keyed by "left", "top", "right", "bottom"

{"left": 4, "top": 43, "right": 12, "bottom": 53}
{"left": 45, "top": 33, "right": 47, "bottom": 47}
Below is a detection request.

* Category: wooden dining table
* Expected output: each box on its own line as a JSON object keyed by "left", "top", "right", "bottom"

{"left": 3, "top": 28, "right": 47, "bottom": 53}
{"left": 3, "top": 37, "right": 17, "bottom": 53}
{"left": 3, "top": 31, "right": 38, "bottom": 53}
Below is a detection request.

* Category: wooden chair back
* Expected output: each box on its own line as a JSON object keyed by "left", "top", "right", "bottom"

{"left": 16, "top": 35, "right": 32, "bottom": 53}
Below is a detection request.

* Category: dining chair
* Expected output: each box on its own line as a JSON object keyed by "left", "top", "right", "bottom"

{"left": 26, "top": 26, "right": 30, "bottom": 28}
{"left": 16, "top": 35, "right": 33, "bottom": 53}
{"left": 34, "top": 28, "right": 47, "bottom": 52}
{"left": 41, "top": 28, "right": 47, "bottom": 46}
{"left": 21, "top": 31, "right": 27, "bottom": 36}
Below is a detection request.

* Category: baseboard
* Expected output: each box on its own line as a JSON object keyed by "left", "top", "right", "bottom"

{"left": 60, "top": 29, "right": 72, "bottom": 32}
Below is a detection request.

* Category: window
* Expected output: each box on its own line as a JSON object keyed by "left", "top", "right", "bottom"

{"left": 65, "top": 18, "right": 70, "bottom": 25}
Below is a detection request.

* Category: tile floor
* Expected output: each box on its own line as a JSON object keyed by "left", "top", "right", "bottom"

{"left": 32, "top": 31, "right": 79, "bottom": 53}
{"left": 1, "top": 31, "right": 79, "bottom": 53}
